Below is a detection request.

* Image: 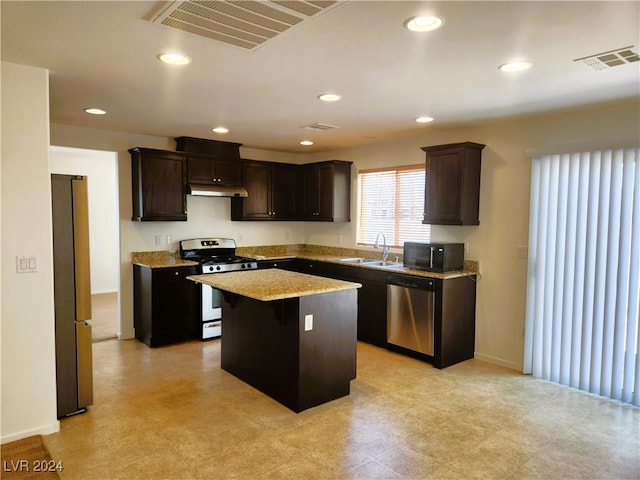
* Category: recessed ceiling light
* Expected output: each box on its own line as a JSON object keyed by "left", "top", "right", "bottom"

{"left": 317, "top": 93, "right": 342, "bottom": 102}
{"left": 157, "top": 53, "right": 192, "bottom": 65}
{"left": 300, "top": 140, "right": 314, "bottom": 146}
{"left": 212, "top": 127, "right": 229, "bottom": 134}
{"left": 499, "top": 61, "right": 532, "bottom": 72}
{"left": 84, "top": 108, "right": 106, "bottom": 115}
{"left": 404, "top": 15, "right": 444, "bottom": 32}
{"left": 416, "top": 116, "right": 434, "bottom": 123}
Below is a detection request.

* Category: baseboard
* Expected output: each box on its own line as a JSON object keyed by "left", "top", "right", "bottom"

{"left": 117, "top": 326, "right": 135, "bottom": 340}
{"left": 474, "top": 352, "right": 522, "bottom": 372}
{"left": 1, "top": 421, "right": 60, "bottom": 444}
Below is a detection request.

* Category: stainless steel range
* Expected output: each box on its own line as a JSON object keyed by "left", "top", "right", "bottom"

{"left": 179, "top": 238, "right": 257, "bottom": 340}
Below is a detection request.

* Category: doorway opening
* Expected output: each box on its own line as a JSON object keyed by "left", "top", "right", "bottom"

{"left": 50, "top": 146, "right": 120, "bottom": 342}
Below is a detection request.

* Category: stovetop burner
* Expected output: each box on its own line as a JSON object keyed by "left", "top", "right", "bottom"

{"left": 179, "top": 238, "right": 258, "bottom": 274}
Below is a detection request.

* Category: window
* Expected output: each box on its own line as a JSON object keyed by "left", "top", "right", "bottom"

{"left": 357, "top": 165, "right": 430, "bottom": 247}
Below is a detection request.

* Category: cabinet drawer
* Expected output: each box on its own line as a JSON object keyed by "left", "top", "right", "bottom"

{"left": 152, "top": 266, "right": 198, "bottom": 281}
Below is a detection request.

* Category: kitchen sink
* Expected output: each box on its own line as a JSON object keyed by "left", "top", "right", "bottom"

{"left": 338, "top": 257, "right": 407, "bottom": 269}
{"left": 338, "top": 257, "right": 367, "bottom": 263}
{"left": 362, "top": 261, "right": 406, "bottom": 269}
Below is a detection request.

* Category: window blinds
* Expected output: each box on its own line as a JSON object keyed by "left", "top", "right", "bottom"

{"left": 524, "top": 148, "right": 640, "bottom": 406}
{"left": 357, "top": 166, "right": 430, "bottom": 246}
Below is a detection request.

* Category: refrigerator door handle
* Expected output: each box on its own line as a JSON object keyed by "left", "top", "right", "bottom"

{"left": 76, "top": 320, "right": 93, "bottom": 408}
{"left": 72, "top": 177, "right": 92, "bottom": 321}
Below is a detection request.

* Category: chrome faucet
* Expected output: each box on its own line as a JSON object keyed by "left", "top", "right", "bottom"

{"left": 374, "top": 233, "right": 389, "bottom": 262}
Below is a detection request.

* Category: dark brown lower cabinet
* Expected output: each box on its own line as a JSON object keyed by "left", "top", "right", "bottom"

{"left": 357, "top": 281, "right": 387, "bottom": 347}
{"left": 279, "top": 260, "right": 476, "bottom": 368}
{"left": 133, "top": 265, "right": 199, "bottom": 347}
{"left": 220, "top": 289, "right": 357, "bottom": 413}
{"left": 436, "top": 275, "right": 477, "bottom": 368}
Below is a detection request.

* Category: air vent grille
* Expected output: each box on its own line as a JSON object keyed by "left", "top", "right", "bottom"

{"left": 575, "top": 46, "right": 640, "bottom": 71}
{"left": 149, "top": 1, "right": 341, "bottom": 51}
{"left": 300, "top": 122, "right": 340, "bottom": 131}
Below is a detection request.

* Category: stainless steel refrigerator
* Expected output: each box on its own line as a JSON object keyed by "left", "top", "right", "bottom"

{"left": 51, "top": 174, "right": 93, "bottom": 417}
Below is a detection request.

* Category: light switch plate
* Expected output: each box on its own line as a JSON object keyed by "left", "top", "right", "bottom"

{"left": 304, "top": 314, "right": 313, "bottom": 331}
{"left": 16, "top": 255, "right": 38, "bottom": 273}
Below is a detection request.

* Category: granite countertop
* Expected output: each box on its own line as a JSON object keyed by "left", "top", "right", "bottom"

{"left": 188, "top": 269, "right": 361, "bottom": 302}
{"left": 132, "top": 245, "right": 479, "bottom": 280}
{"left": 132, "top": 251, "right": 198, "bottom": 268}
{"left": 237, "top": 246, "right": 478, "bottom": 280}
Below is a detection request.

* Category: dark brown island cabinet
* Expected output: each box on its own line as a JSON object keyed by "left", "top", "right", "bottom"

{"left": 188, "top": 268, "right": 360, "bottom": 413}
{"left": 300, "top": 160, "right": 352, "bottom": 222}
{"left": 129, "top": 147, "right": 187, "bottom": 221}
{"left": 281, "top": 260, "right": 388, "bottom": 348}
{"left": 133, "top": 265, "right": 200, "bottom": 347}
{"left": 422, "top": 142, "right": 485, "bottom": 225}
{"left": 221, "top": 288, "right": 358, "bottom": 412}
{"left": 231, "top": 161, "right": 298, "bottom": 220}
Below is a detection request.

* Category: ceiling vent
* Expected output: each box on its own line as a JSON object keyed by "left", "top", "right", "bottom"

{"left": 574, "top": 46, "right": 639, "bottom": 71}
{"left": 300, "top": 122, "right": 339, "bottom": 131}
{"left": 149, "top": 1, "right": 341, "bottom": 51}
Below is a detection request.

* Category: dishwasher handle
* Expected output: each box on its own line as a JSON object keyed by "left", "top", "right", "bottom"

{"left": 387, "top": 274, "right": 435, "bottom": 290}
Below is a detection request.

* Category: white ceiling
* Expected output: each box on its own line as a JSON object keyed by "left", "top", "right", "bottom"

{"left": 2, "top": 1, "right": 639, "bottom": 153}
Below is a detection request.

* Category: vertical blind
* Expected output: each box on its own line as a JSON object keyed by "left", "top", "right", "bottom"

{"left": 524, "top": 147, "right": 639, "bottom": 406}
{"left": 357, "top": 166, "right": 430, "bottom": 246}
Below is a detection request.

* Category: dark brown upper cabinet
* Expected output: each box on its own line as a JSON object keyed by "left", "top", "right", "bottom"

{"left": 300, "top": 160, "right": 352, "bottom": 222}
{"left": 421, "top": 142, "right": 485, "bottom": 226}
{"left": 231, "top": 161, "right": 298, "bottom": 220}
{"left": 175, "top": 136, "right": 243, "bottom": 187}
{"left": 129, "top": 147, "right": 187, "bottom": 221}
{"left": 186, "top": 153, "right": 243, "bottom": 187}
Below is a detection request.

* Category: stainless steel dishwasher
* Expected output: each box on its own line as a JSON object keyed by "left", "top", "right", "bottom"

{"left": 387, "top": 273, "right": 435, "bottom": 356}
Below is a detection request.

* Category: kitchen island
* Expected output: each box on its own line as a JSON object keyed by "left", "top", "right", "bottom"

{"left": 188, "top": 269, "right": 361, "bottom": 412}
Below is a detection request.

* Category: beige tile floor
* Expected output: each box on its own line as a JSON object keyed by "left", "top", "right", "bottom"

{"left": 44, "top": 339, "right": 639, "bottom": 480}
{"left": 90, "top": 293, "right": 118, "bottom": 342}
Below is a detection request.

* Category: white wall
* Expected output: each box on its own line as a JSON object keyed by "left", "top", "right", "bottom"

{"left": 1, "top": 55, "right": 637, "bottom": 443}
{"left": 1, "top": 62, "right": 60, "bottom": 442}
{"left": 49, "top": 123, "right": 307, "bottom": 339}
{"left": 50, "top": 146, "right": 119, "bottom": 294}
{"left": 302, "top": 100, "right": 640, "bottom": 369}
{"left": 51, "top": 100, "right": 640, "bottom": 369}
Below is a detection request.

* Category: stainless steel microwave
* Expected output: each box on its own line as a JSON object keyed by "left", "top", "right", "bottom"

{"left": 403, "top": 242, "right": 465, "bottom": 272}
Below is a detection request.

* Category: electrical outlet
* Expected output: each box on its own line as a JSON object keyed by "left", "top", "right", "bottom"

{"left": 166, "top": 234, "right": 172, "bottom": 245}
{"left": 304, "top": 314, "right": 313, "bottom": 331}
{"left": 284, "top": 230, "right": 290, "bottom": 241}
{"left": 155, "top": 234, "right": 162, "bottom": 246}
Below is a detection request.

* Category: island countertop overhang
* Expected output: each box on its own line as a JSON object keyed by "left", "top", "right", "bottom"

{"left": 188, "top": 268, "right": 361, "bottom": 302}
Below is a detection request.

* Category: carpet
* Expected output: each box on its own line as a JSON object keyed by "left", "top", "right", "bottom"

{"left": 1, "top": 435, "right": 61, "bottom": 479}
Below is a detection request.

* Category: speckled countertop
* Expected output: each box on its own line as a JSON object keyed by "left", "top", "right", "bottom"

{"left": 236, "top": 244, "right": 479, "bottom": 280}
{"left": 132, "top": 251, "right": 197, "bottom": 268}
{"left": 132, "top": 244, "right": 479, "bottom": 280}
{"left": 188, "top": 269, "right": 361, "bottom": 301}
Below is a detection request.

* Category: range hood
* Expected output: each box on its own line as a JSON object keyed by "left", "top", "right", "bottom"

{"left": 188, "top": 184, "right": 248, "bottom": 198}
